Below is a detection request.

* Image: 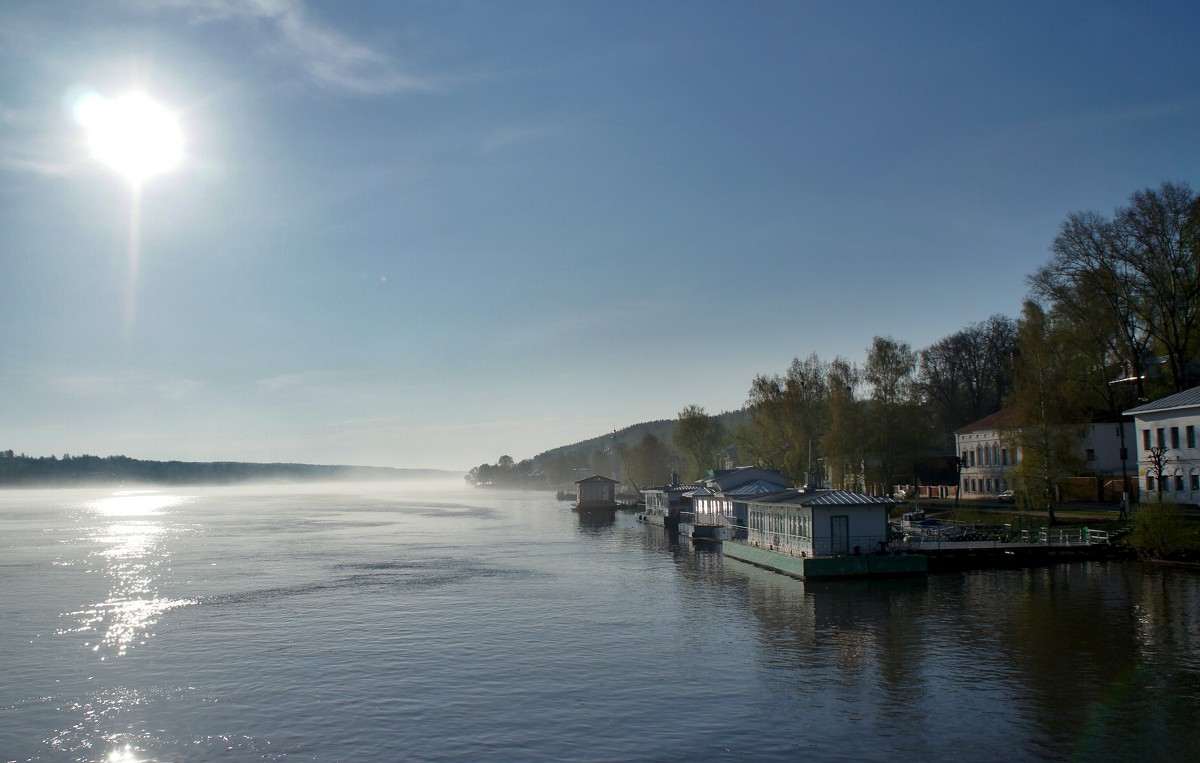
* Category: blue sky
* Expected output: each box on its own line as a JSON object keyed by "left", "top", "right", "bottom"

{"left": 1, "top": 1, "right": 1197, "bottom": 471}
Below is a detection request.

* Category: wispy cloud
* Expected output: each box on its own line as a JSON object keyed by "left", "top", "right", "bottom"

{"left": 53, "top": 371, "right": 205, "bottom": 401}
{"left": 480, "top": 123, "right": 561, "bottom": 154}
{"left": 255, "top": 370, "right": 342, "bottom": 394}
{"left": 131, "top": 0, "right": 440, "bottom": 94}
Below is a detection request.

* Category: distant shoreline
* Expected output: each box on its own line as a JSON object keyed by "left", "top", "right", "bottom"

{"left": 0, "top": 452, "right": 463, "bottom": 488}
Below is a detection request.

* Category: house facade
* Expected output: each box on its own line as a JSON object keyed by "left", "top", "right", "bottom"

{"left": 574, "top": 475, "right": 619, "bottom": 508}
{"left": 1125, "top": 386, "right": 1200, "bottom": 504}
{"left": 639, "top": 477, "right": 700, "bottom": 527}
{"left": 954, "top": 409, "right": 1021, "bottom": 498}
{"left": 689, "top": 466, "right": 791, "bottom": 531}
{"left": 743, "top": 488, "right": 893, "bottom": 558}
{"left": 955, "top": 408, "right": 1135, "bottom": 501}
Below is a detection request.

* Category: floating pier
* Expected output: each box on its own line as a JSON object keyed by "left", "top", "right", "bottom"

{"left": 722, "top": 541, "right": 928, "bottom": 580}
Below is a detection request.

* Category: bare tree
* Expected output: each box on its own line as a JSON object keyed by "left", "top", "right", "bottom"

{"left": 1145, "top": 445, "right": 1172, "bottom": 503}
{"left": 918, "top": 315, "right": 1016, "bottom": 448}
{"left": 1030, "top": 181, "right": 1199, "bottom": 396}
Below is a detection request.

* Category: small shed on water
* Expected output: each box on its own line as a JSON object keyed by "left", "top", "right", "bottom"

{"left": 575, "top": 475, "right": 619, "bottom": 508}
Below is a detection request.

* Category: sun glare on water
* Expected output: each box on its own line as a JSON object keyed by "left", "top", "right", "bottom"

{"left": 73, "top": 91, "right": 184, "bottom": 184}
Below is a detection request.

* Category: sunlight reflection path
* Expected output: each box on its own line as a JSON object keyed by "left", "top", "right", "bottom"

{"left": 59, "top": 491, "right": 196, "bottom": 659}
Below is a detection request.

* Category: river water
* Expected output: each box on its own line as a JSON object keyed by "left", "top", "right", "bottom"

{"left": 1, "top": 482, "right": 1198, "bottom": 762}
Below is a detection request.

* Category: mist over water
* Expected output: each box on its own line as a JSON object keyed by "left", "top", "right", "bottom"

{"left": 2, "top": 482, "right": 1198, "bottom": 761}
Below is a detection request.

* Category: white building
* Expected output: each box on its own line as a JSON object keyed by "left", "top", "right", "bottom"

{"left": 743, "top": 488, "right": 893, "bottom": 557}
{"left": 955, "top": 408, "right": 1135, "bottom": 501}
{"left": 954, "top": 409, "right": 1021, "bottom": 498}
{"left": 1125, "top": 386, "right": 1200, "bottom": 504}
{"left": 689, "top": 466, "right": 791, "bottom": 530}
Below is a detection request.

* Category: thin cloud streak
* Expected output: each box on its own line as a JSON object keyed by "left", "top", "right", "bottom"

{"left": 53, "top": 371, "right": 205, "bottom": 401}
{"left": 131, "top": 0, "right": 440, "bottom": 94}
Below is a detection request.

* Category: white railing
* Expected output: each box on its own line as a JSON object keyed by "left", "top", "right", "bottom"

{"left": 894, "top": 524, "right": 1110, "bottom": 550}
{"left": 1038, "top": 527, "right": 1109, "bottom": 546}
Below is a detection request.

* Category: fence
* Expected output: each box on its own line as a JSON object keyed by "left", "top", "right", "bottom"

{"left": 895, "top": 523, "right": 1110, "bottom": 551}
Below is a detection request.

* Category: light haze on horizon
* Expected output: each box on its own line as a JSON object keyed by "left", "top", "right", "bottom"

{"left": 1, "top": 1, "right": 1197, "bottom": 471}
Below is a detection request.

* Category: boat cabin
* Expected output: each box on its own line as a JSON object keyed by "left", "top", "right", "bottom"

{"left": 743, "top": 488, "right": 895, "bottom": 557}
{"left": 575, "top": 475, "right": 620, "bottom": 508}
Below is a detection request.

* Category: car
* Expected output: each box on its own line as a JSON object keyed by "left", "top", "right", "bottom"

{"left": 997, "top": 489, "right": 1014, "bottom": 503}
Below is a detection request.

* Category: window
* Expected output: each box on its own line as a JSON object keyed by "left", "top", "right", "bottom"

{"left": 1189, "top": 426, "right": 1196, "bottom": 449}
{"left": 1176, "top": 475, "right": 1185, "bottom": 492}
{"left": 1147, "top": 475, "right": 1155, "bottom": 491}
{"left": 992, "top": 444, "right": 1000, "bottom": 465}
{"left": 1171, "top": 427, "right": 1180, "bottom": 449}
{"left": 1157, "top": 428, "right": 1166, "bottom": 448}
{"left": 1144, "top": 430, "right": 1152, "bottom": 449}
{"left": 1002, "top": 448, "right": 1009, "bottom": 466}
{"left": 1086, "top": 449, "right": 1096, "bottom": 462}
{"left": 1192, "top": 474, "right": 1199, "bottom": 492}
{"left": 969, "top": 450, "right": 976, "bottom": 467}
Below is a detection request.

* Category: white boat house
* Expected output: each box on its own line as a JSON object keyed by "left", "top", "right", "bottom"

{"left": 743, "top": 488, "right": 894, "bottom": 557}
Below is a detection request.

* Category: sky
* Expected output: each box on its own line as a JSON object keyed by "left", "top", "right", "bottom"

{"left": 1, "top": 1, "right": 1198, "bottom": 471}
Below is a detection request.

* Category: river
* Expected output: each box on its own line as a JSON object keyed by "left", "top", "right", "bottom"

{"left": 1, "top": 483, "right": 1197, "bottom": 762}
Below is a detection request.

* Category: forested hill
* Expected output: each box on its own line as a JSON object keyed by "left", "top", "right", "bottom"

{"left": 0, "top": 451, "right": 460, "bottom": 487}
{"left": 535, "top": 410, "right": 746, "bottom": 463}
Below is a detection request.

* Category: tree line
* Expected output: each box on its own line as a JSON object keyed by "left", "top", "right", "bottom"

{"left": 469, "top": 181, "right": 1199, "bottom": 504}
{"left": 0, "top": 451, "right": 447, "bottom": 486}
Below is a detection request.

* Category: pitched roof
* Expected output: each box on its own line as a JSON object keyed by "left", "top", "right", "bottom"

{"left": 725, "top": 479, "right": 792, "bottom": 496}
{"left": 702, "top": 466, "right": 791, "bottom": 492}
{"left": 1125, "top": 386, "right": 1200, "bottom": 415}
{"left": 746, "top": 488, "right": 897, "bottom": 507}
{"left": 954, "top": 407, "right": 1021, "bottom": 435}
{"left": 574, "top": 474, "right": 619, "bottom": 484}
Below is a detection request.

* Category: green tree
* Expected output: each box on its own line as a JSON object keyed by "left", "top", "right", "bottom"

{"left": 741, "top": 353, "right": 829, "bottom": 483}
{"left": 625, "top": 432, "right": 673, "bottom": 490}
{"left": 1006, "top": 301, "right": 1086, "bottom": 524}
{"left": 673, "top": 404, "right": 726, "bottom": 479}
{"left": 863, "top": 336, "right": 928, "bottom": 493}
{"left": 821, "top": 357, "right": 864, "bottom": 491}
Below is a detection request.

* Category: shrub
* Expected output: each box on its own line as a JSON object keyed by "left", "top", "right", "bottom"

{"left": 1130, "top": 501, "right": 1191, "bottom": 558}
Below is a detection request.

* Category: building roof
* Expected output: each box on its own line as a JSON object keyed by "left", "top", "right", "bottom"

{"left": 574, "top": 474, "right": 619, "bottom": 484}
{"left": 954, "top": 407, "right": 1021, "bottom": 435}
{"left": 701, "top": 466, "right": 791, "bottom": 492}
{"left": 725, "top": 479, "right": 793, "bottom": 496}
{"left": 1125, "top": 386, "right": 1200, "bottom": 416}
{"left": 641, "top": 483, "right": 701, "bottom": 494}
{"left": 745, "top": 488, "right": 897, "bottom": 507}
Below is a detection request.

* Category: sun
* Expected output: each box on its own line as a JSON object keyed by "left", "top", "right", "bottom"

{"left": 73, "top": 91, "right": 184, "bottom": 184}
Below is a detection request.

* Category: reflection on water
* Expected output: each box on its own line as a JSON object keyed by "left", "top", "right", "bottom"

{"left": 59, "top": 491, "right": 195, "bottom": 659}
{"left": 4, "top": 487, "right": 1199, "bottom": 761}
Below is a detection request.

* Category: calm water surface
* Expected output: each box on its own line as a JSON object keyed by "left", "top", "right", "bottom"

{"left": 2, "top": 483, "right": 1198, "bottom": 762}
